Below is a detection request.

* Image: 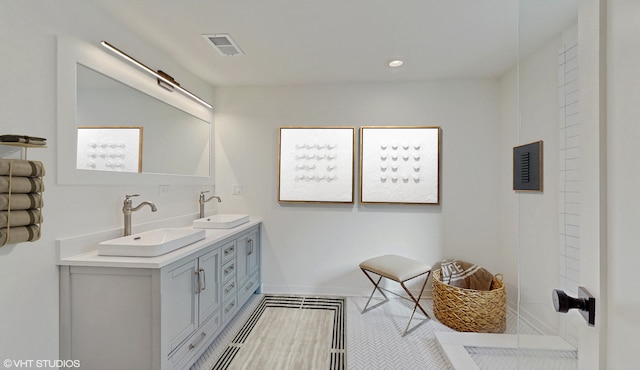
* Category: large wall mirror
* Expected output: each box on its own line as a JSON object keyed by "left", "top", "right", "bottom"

{"left": 57, "top": 36, "right": 214, "bottom": 186}
{"left": 76, "top": 65, "right": 210, "bottom": 176}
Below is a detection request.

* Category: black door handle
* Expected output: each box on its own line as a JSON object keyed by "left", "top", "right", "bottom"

{"left": 552, "top": 287, "right": 596, "bottom": 326}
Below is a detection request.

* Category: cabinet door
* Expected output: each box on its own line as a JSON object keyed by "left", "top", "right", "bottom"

{"left": 246, "top": 229, "right": 259, "bottom": 276}
{"left": 236, "top": 229, "right": 259, "bottom": 288}
{"left": 235, "top": 233, "right": 248, "bottom": 288}
{"left": 197, "top": 248, "right": 220, "bottom": 324}
{"left": 166, "top": 259, "right": 198, "bottom": 352}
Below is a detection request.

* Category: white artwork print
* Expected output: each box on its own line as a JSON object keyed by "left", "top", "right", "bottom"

{"left": 361, "top": 127, "right": 440, "bottom": 204}
{"left": 279, "top": 127, "right": 354, "bottom": 202}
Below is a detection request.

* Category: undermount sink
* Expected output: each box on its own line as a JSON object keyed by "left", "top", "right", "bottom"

{"left": 98, "top": 228, "right": 206, "bottom": 257}
{"left": 193, "top": 214, "right": 250, "bottom": 229}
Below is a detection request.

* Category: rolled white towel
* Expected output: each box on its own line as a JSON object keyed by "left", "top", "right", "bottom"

{"left": 0, "top": 176, "right": 45, "bottom": 193}
{"left": 0, "top": 225, "right": 41, "bottom": 246}
{"left": 0, "top": 159, "right": 46, "bottom": 177}
{"left": 0, "top": 210, "right": 42, "bottom": 228}
{"left": 0, "top": 194, "right": 43, "bottom": 211}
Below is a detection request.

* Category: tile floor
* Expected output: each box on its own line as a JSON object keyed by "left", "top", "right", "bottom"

{"left": 193, "top": 294, "right": 576, "bottom": 370}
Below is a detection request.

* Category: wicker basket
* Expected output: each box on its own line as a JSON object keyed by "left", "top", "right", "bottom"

{"left": 432, "top": 269, "right": 506, "bottom": 333}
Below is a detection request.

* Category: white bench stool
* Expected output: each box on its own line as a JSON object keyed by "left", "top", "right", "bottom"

{"left": 359, "top": 254, "right": 432, "bottom": 336}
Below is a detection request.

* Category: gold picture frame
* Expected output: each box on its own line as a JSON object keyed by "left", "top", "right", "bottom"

{"left": 278, "top": 126, "right": 355, "bottom": 203}
{"left": 360, "top": 126, "right": 441, "bottom": 205}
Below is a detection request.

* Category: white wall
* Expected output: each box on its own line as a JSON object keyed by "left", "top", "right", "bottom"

{"left": 212, "top": 81, "right": 503, "bottom": 296}
{"left": 0, "top": 1, "right": 214, "bottom": 363}
{"left": 498, "top": 29, "right": 568, "bottom": 331}
{"left": 606, "top": 1, "right": 640, "bottom": 367}
{"left": 516, "top": 37, "right": 562, "bottom": 325}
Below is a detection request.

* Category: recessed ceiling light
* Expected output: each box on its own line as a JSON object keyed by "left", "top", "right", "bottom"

{"left": 388, "top": 60, "right": 404, "bottom": 68}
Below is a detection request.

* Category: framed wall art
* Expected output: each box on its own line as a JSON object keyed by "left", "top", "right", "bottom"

{"left": 76, "top": 126, "right": 143, "bottom": 173}
{"left": 360, "top": 126, "right": 441, "bottom": 205}
{"left": 513, "top": 140, "right": 543, "bottom": 192}
{"left": 278, "top": 126, "right": 355, "bottom": 203}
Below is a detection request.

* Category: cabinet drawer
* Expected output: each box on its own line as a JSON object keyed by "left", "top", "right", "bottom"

{"left": 222, "top": 295, "right": 238, "bottom": 322}
{"left": 222, "top": 260, "right": 236, "bottom": 283}
{"left": 169, "top": 310, "right": 222, "bottom": 369}
{"left": 238, "top": 272, "right": 260, "bottom": 308}
{"left": 222, "top": 278, "right": 237, "bottom": 303}
{"left": 221, "top": 240, "right": 236, "bottom": 264}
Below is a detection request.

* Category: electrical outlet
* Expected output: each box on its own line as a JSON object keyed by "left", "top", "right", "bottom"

{"left": 232, "top": 184, "right": 242, "bottom": 195}
{"left": 159, "top": 185, "right": 171, "bottom": 196}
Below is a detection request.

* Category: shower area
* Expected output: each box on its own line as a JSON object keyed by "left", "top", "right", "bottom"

{"left": 437, "top": 1, "right": 603, "bottom": 368}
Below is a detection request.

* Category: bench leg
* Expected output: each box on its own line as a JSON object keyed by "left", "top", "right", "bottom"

{"left": 361, "top": 269, "right": 390, "bottom": 313}
{"left": 400, "top": 271, "right": 431, "bottom": 336}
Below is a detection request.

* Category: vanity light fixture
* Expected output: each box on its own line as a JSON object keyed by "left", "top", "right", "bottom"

{"left": 100, "top": 41, "right": 213, "bottom": 109}
{"left": 388, "top": 59, "right": 404, "bottom": 68}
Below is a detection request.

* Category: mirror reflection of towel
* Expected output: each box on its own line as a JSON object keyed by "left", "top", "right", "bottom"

{"left": 0, "top": 225, "right": 41, "bottom": 245}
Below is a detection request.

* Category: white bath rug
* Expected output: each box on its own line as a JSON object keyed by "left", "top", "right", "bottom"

{"left": 209, "top": 295, "right": 345, "bottom": 370}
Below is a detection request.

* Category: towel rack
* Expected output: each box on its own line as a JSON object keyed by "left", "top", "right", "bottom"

{"left": 0, "top": 142, "right": 47, "bottom": 161}
{"left": 0, "top": 155, "right": 44, "bottom": 247}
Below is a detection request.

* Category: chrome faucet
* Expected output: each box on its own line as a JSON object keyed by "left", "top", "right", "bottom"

{"left": 199, "top": 191, "right": 221, "bottom": 218}
{"left": 122, "top": 194, "right": 157, "bottom": 236}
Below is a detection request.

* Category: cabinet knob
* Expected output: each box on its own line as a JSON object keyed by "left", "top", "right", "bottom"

{"left": 225, "top": 302, "right": 235, "bottom": 313}
{"left": 194, "top": 269, "right": 206, "bottom": 293}
{"left": 194, "top": 270, "right": 201, "bottom": 294}
{"left": 224, "top": 265, "right": 234, "bottom": 275}
{"left": 199, "top": 268, "right": 206, "bottom": 292}
{"left": 188, "top": 332, "right": 207, "bottom": 350}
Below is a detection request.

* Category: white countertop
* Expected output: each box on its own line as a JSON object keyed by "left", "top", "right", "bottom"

{"left": 57, "top": 219, "right": 261, "bottom": 269}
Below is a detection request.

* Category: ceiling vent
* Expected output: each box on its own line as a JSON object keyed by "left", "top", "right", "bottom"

{"left": 202, "top": 33, "right": 244, "bottom": 56}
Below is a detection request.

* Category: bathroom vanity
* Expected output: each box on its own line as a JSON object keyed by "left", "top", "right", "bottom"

{"left": 58, "top": 220, "right": 261, "bottom": 370}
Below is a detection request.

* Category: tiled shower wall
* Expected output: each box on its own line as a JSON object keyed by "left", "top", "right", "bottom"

{"left": 558, "top": 41, "right": 580, "bottom": 346}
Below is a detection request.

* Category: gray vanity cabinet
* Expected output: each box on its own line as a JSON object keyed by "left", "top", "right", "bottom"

{"left": 59, "top": 223, "right": 261, "bottom": 370}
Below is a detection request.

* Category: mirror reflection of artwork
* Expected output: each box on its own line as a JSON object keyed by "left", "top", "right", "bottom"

{"left": 76, "top": 127, "right": 142, "bottom": 172}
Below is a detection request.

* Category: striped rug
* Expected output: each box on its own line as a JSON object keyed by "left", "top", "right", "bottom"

{"left": 211, "top": 295, "right": 345, "bottom": 370}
